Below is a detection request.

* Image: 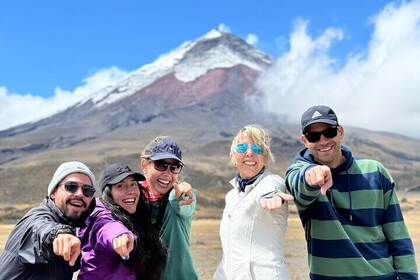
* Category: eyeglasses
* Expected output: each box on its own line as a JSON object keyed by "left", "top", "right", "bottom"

{"left": 60, "top": 181, "right": 96, "bottom": 197}
{"left": 152, "top": 160, "right": 183, "bottom": 174}
{"left": 305, "top": 126, "right": 338, "bottom": 143}
{"left": 236, "top": 143, "right": 264, "bottom": 155}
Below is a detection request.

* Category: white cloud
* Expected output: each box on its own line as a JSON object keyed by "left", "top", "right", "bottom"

{"left": 217, "top": 23, "right": 258, "bottom": 46}
{"left": 218, "top": 23, "right": 231, "bottom": 33}
{"left": 246, "top": 33, "right": 259, "bottom": 45}
{"left": 255, "top": 0, "right": 420, "bottom": 139}
{"left": 0, "top": 66, "right": 127, "bottom": 131}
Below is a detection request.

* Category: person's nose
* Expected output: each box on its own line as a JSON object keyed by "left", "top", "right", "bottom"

{"left": 127, "top": 185, "right": 137, "bottom": 194}
{"left": 245, "top": 146, "right": 254, "bottom": 156}
{"left": 318, "top": 134, "right": 330, "bottom": 143}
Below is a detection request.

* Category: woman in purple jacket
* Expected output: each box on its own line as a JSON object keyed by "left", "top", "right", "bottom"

{"left": 78, "top": 163, "right": 167, "bottom": 280}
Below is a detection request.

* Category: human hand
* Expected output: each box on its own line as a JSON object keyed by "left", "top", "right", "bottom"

{"left": 113, "top": 233, "right": 135, "bottom": 260}
{"left": 173, "top": 181, "right": 195, "bottom": 206}
{"left": 260, "top": 192, "right": 294, "bottom": 210}
{"left": 305, "top": 165, "right": 333, "bottom": 195}
{"left": 53, "top": 233, "right": 81, "bottom": 266}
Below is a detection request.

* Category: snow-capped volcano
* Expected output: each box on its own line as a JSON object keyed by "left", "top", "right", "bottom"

{"left": 84, "top": 29, "right": 272, "bottom": 108}
{"left": 0, "top": 29, "right": 274, "bottom": 162}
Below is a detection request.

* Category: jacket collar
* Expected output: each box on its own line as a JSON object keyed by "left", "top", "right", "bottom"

{"left": 230, "top": 168, "right": 269, "bottom": 194}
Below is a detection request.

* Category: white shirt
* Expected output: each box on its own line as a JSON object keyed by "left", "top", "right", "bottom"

{"left": 213, "top": 171, "right": 289, "bottom": 280}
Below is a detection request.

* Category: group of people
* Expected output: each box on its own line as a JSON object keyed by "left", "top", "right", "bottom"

{"left": 0, "top": 105, "right": 417, "bottom": 280}
{"left": 0, "top": 136, "right": 198, "bottom": 280}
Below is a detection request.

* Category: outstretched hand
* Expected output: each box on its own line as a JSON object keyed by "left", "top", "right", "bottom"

{"left": 173, "top": 181, "right": 195, "bottom": 206}
{"left": 53, "top": 233, "right": 81, "bottom": 266}
{"left": 260, "top": 192, "right": 294, "bottom": 210}
{"left": 305, "top": 165, "right": 333, "bottom": 195}
{"left": 113, "top": 233, "right": 135, "bottom": 260}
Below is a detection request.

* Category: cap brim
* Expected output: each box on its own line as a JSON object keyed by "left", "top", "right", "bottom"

{"left": 150, "top": 153, "right": 183, "bottom": 164}
{"left": 303, "top": 119, "right": 338, "bottom": 132}
{"left": 108, "top": 172, "right": 146, "bottom": 185}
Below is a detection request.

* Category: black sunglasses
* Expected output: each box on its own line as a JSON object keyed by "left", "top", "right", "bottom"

{"left": 60, "top": 181, "right": 96, "bottom": 197}
{"left": 305, "top": 126, "right": 338, "bottom": 143}
{"left": 152, "top": 160, "right": 183, "bottom": 174}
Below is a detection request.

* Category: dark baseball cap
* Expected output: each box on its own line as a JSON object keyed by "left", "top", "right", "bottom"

{"left": 99, "top": 163, "right": 145, "bottom": 192}
{"left": 301, "top": 105, "right": 339, "bottom": 133}
{"left": 145, "top": 137, "right": 183, "bottom": 163}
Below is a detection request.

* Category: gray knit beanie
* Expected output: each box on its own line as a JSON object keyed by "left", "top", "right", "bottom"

{"left": 48, "top": 161, "right": 96, "bottom": 196}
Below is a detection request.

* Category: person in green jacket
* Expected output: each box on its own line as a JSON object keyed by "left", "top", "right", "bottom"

{"left": 140, "top": 136, "right": 199, "bottom": 280}
{"left": 285, "top": 105, "right": 418, "bottom": 279}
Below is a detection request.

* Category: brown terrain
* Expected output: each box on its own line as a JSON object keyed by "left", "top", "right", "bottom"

{"left": 0, "top": 191, "right": 419, "bottom": 280}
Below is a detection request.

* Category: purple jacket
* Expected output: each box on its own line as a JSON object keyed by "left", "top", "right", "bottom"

{"left": 78, "top": 198, "right": 134, "bottom": 280}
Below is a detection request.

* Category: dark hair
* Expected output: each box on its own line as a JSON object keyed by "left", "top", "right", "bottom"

{"left": 102, "top": 184, "right": 167, "bottom": 279}
{"left": 153, "top": 190, "right": 171, "bottom": 230}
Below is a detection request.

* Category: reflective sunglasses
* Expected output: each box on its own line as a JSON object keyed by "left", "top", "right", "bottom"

{"left": 305, "top": 126, "right": 338, "bottom": 143}
{"left": 236, "top": 143, "right": 264, "bottom": 155}
{"left": 60, "top": 181, "right": 96, "bottom": 197}
{"left": 152, "top": 160, "right": 183, "bottom": 174}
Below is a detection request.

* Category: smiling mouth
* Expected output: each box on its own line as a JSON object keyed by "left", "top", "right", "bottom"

{"left": 157, "top": 179, "right": 171, "bottom": 186}
{"left": 68, "top": 199, "right": 85, "bottom": 208}
{"left": 318, "top": 145, "right": 333, "bottom": 152}
{"left": 244, "top": 161, "right": 256, "bottom": 166}
{"left": 122, "top": 198, "right": 136, "bottom": 204}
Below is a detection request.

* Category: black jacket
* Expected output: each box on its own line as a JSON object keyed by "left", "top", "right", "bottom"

{"left": 0, "top": 197, "right": 95, "bottom": 280}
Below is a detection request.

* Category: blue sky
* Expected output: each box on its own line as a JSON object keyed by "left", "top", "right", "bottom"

{"left": 1, "top": 0, "right": 420, "bottom": 139}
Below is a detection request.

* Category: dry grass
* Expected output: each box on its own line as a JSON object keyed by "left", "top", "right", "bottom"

{"left": 1, "top": 193, "right": 419, "bottom": 280}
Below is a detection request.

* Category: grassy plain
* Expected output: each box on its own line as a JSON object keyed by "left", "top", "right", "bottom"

{"left": 0, "top": 192, "right": 419, "bottom": 280}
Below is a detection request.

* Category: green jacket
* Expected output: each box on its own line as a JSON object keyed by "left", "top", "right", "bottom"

{"left": 159, "top": 190, "right": 199, "bottom": 280}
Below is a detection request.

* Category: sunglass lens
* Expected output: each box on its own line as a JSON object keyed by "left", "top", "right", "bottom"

{"left": 153, "top": 160, "right": 182, "bottom": 174}
{"left": 306, "top": 132, "right": 321, "bottom": 143}
{"left": 170, "top": 164, "right": 183, "bottom": 174}
{"left": 154, "top": 161, "right": 168, "bottom": 171}
{"left": 64, "top": 181, "right": 95, "bottom": 197}
{"left": 305, "top": 127, "right": 338, "bottom": 143}
{"left": 82, "top": 186, "right": 96, "bottom": 197}
{"left": 64, "top": 182, "right": 79, "bottom": 193}
{"left": 236, "top": 143, "right": 263, "bottom": 154}
{"left": 251, "top": 144, "right": 263, "bottom": 154}
{"left": 236, "top": 143, "right": 248, "bottom": 153}
{"left": 324, "top": 127, "right": 338, "bottom": 138}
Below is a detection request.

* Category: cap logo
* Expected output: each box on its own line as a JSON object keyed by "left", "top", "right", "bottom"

{"left": 311, "top": 111, "right": 322, "bottom": 118}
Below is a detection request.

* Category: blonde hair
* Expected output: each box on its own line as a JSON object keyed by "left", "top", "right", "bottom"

{"left": 229, "top": 124, "right": 274, "bottom": 165}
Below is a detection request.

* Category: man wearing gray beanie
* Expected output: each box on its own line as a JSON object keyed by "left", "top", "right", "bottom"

{"left": 0, "top": 161, "right": 97, "bottom": 280}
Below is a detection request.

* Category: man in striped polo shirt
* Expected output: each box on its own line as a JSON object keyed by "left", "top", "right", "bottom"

{"left": 285, "top": 105, "right": 418, "bottom": 280}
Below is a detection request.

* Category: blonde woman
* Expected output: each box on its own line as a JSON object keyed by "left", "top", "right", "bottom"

{"left": 214, "top": 124, "right": 293, "bottom": 280}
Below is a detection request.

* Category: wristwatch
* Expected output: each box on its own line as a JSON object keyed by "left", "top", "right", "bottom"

{"left": 55, "top": 227, "right": 75, "bottom": 239}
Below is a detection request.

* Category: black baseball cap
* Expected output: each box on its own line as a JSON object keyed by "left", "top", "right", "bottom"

{"left": 99, "top": 163, "right": 145, "bottom": 192}
{"left": 301, "top": 105, "right": 339, "bottom": 133}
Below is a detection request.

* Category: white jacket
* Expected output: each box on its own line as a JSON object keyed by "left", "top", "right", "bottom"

{"left": 213, "top": 171, "right": 289, "bottom": 280}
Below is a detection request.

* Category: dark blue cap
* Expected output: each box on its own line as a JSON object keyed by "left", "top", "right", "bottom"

{"left": 148, "top": 138, "right": 182, "bottom": 163}
{"left": 301, "top": 105, "right": 339, "bottom": 133}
